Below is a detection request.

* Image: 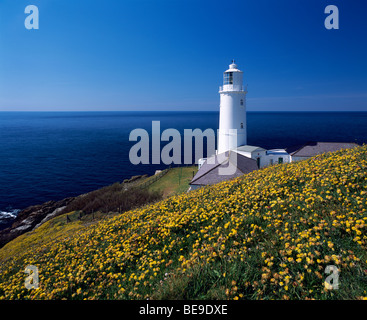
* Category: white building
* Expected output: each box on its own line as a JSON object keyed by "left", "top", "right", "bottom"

{"left": 216, "top": 61, "right": 291, "bottom": 169}
{"left": 232, "top": 145, "right": 266, "bottom": 168}
{"left": 232, "top": 146, "right": 290, "bottom": 169}
{"left": 263, "top": 149, "right": 290, "bottom": 166}
{"left": 197, "top": 61, "right": 291, "bottom": 172}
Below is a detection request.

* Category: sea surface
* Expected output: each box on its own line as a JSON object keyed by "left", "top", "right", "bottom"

{"left": 1, "top": 111, "right": 367, "bottom": 229}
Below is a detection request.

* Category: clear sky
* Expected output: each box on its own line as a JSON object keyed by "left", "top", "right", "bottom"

{"left": 0, "top": 0, "right": 366, "bottom": 111}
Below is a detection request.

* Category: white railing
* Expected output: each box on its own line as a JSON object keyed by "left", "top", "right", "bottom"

{"left": 219, "top": 84, "right": 247, "bottom": 92}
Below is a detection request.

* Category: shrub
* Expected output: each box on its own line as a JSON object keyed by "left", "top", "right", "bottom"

{"left": 61, "top": 183, "right": 162, "bottom": 216}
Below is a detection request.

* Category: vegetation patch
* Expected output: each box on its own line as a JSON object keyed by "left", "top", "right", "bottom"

{"left": 0, "top": 146, "right": 366, "bottom": 300}
{"left": 60, "top": 183, "right": 163, "bottom": 216}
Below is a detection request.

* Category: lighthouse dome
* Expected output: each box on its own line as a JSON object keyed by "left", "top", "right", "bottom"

{"left": 225, "top": 60, "right": 242, "bottom": 73}
{"left": 229, "top": 62, "right": 237, "bottom": 69}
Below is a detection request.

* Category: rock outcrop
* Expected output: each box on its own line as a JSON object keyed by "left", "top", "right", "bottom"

{"left": 0, "top": 197, "right": 74, "bottom": 249}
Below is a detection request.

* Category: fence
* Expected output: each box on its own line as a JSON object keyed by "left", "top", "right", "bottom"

{"left": 138, "top": 168, "right": 171, "bottom": 189}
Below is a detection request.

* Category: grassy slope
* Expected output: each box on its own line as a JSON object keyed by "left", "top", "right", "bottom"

{"left": 0, "top": 211, "right": 119, "bottom": 265}
{"left": 0, "top": 146, "right": 366, "bottom": 300}
{"left": 0, "top": 167, "right": 194, "bottom": 261}
{"left": 0, "top": 167, "right": 195, "bottom": 270}
{"left": 146, "top": 166, "right": 197, "bottom": 197}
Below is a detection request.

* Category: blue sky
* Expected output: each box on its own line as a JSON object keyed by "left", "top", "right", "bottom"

{"left": 0, "top": 0, "right": 366, "bottom": 111}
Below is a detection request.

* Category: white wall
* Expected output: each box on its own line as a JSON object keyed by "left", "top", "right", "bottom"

{"left": 250, "top": 150, "right": 267, "bottom": 168}
{"left": 234, "top": 149, "right": 291, "bottom": 168}
{"left": 218, "top": 92, "right": 247, "bottom": 154}
{"left": 235, "top": 150, "right": 252, "bottom": 158}
{"left": 261, "top": 154, "right": 291, "bottom": 167}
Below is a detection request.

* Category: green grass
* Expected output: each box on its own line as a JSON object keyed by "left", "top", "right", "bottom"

{"left": 147, "top": 166, "right": 197, "bottom": 197}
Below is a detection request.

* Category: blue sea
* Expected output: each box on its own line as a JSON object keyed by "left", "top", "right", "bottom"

{"left": 1, "top": 111, "right": 367, "bottom": 228}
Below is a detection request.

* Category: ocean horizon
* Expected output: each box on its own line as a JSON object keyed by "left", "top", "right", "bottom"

{"left": 1, "top": 111, "right": 367, "bottom": 228}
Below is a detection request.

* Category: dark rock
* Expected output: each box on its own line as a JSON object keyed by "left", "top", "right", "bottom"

{"left": 0, "top": 197, "right": 74, "bottom": 249}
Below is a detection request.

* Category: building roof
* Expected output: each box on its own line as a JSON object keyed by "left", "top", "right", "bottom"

{"left": 235, "top": 145, "right": 266, "bottom": 153}
{"left": 266, "top": 149, "right": 289, "bottom": 155}
{"left": 190, "top": 151, "right": 258, "bottom": 186}
{"left": 287, "top": 141, "right": 360, "bottom": 157}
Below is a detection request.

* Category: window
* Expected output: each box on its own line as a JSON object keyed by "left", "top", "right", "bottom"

{"left": 224, "top": 72, "right": 233, "bottom": 85}
{"left": 278, "top": 157, "right": 283, "bottom": 164}
{"left": 240, "top": 122, "right": 243, "bottom": 129}
{"left": 270, "top": 159, "right": 274, "bottom": 165}
{"left": 240, "top": 99, "right": 244, "bottom": 106}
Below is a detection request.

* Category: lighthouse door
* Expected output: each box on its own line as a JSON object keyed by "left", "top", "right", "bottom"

{"left": 256, "top": 157, "right": 261, "bottom": 168}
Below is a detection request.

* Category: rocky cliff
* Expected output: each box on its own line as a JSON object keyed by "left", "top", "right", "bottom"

{"left": 0, "top": 197, "right": 74, "bottom": 248}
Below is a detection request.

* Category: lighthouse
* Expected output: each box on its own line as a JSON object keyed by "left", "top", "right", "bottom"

{"left": 218, "top": 60, "right": 247, "bottom": 154}
{"left": 189, "top": 60, "right": 299, "bottom": 190}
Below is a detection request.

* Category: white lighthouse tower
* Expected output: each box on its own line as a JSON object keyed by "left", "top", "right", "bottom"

{"left": 218, "top": 60, "right": 247, "bottom": 154}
